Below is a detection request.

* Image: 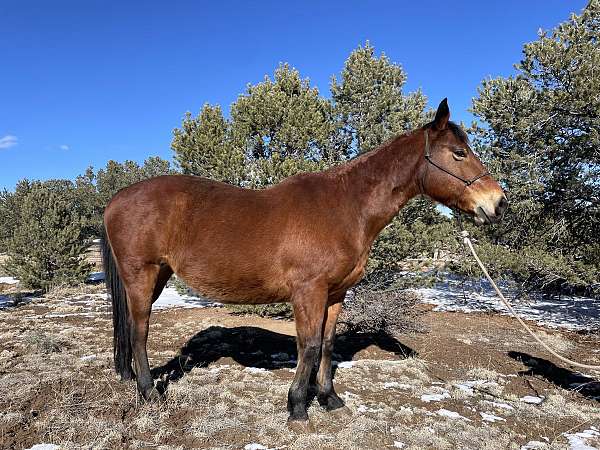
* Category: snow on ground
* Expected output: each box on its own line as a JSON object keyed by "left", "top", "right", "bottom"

{"left": 520, "top": 395, "right": 545, "bottom": 405}
{"left": 24, "top": 445, "right": 59, "bottom": 450}
{"left": 415, "top": 273, "right": 600, "bottom": 331}
{"left": 3, "top": 271, "right": 599, "bottom": 333}
{"left": 0, "top": 276, "right": 19, "bottom": 284}
{"left": 152, "top": 287, "right": 221, "bottom": 310}
{"left": 420, "top": 392, "right": 451, "bottom": 402}
{"left": 436, "top": 408, "right": 471, "bottom": 421}
{"left": 563, "top": 427, "right": 600, "bottom": 450}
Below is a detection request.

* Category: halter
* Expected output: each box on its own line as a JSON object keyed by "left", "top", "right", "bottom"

{"left": 423, "top": 129, "right": 490, "bottom": 186}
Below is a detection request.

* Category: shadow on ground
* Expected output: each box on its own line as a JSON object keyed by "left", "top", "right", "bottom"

{"left": 152, "top": 325, "right": 416, "bottom": 387}
{"left": 508, "top": 351, "right": 600, "bottom": 402}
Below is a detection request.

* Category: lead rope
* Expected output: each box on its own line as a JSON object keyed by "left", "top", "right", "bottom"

{"left": 460, "top": 229, "right": 600, "bottom": 372}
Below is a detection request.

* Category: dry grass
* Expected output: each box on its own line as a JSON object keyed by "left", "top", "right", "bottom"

{"left": 1, "top": 290, "right": 599, "bottom": 449}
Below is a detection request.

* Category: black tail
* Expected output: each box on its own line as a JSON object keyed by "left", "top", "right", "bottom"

{"left": 101, "top": 228, "right": 132, "bottom": 380}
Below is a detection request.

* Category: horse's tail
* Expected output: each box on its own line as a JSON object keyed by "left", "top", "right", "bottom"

{"left": 101, "top": 227, "right": 132, "bottom": 380}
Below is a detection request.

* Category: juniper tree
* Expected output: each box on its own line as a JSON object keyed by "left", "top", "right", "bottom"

{"left": 172, "top": 104, "right": 246, "bottom": 184}
{"left": 331, "top": 41, "right": 427, "bottom": 156}
{"left": 331, "top": 42, "right": 449, "bottom": 281}
{"left": 230, "top": 63, "right": 338, "bottom": 186}
{"left": 3, "top": 180, "right": 92, "bottom": 290}
{"left": 470, "top": 1, "right": 600, "bottom": 292}
{"left": 95, "top": 157, "right": 173, "bottom": 207}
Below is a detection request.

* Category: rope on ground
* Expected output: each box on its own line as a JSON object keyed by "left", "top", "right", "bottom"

{"left": 460, "top": 230, "right": 600, "bottom": 373}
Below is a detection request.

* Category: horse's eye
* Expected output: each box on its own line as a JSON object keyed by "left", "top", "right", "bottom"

{"left": 452, "top": 148, "right": 467, "bottom": 159}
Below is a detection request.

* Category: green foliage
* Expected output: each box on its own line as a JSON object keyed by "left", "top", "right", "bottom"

{"left": 450, "top": 236, "right": 598, "bottom": 295}
{"left": 0, "top": 157, "right": 173, "bottom": 290}
{"left": 0, "top": 180, "right": 33, "bottom": 252}
{"left": 173, "top": 105, "right": 246, "bottom": 184}
{"left": 331, "top": 41, "right": 428, "bottom": 155}
{"left": 367, "top": 217, "right": 457, "bottom": 278}
{"left": 2, "top": 180, "right": 92, "bottom": 291}
{"left": 470, "top": 1, "right": 600, "bottom": 293}
{"left": 173, "top": 64, "right": 340, "bottom": 188}
{"left": 95, "top": 157, "right": 174, "bottom": 206}
{"left": 226, "top": 303, "right": 293, "bottom": 319}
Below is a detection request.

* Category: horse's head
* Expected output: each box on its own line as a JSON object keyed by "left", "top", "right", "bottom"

{"left": 419, "top": 99, "right": 507, "bottom": 225}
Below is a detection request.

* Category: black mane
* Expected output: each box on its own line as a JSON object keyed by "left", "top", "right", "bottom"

{"left": 424, "top": 120, "right": 469, "bottom": 143}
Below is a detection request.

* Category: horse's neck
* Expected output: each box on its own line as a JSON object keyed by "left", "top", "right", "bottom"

{"left": 336, "top": 133, "right": 423, "bottom": 241}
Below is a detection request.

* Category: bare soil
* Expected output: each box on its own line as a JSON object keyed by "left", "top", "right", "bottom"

{"left": 0, "top": 289, "right": 599, "bottom": 449}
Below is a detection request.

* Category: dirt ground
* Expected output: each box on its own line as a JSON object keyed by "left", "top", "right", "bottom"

{"left": 1, "top": 286, "right": 599, "bottom": 449}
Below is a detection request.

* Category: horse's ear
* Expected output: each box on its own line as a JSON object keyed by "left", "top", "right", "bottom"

{"left": 433, "top": 98, "right": 450, "bottom": 130}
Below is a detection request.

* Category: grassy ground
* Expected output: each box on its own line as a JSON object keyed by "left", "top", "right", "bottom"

{"left": 0, "top": 286, "right": 599, "bottom": 449}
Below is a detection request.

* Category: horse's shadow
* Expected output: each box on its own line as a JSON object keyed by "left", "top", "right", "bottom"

{"left": 151, "top": 325, "right": 416, "bottom": 388}
{"left": 508, "top": 351, "right": 600, "bottom": 403}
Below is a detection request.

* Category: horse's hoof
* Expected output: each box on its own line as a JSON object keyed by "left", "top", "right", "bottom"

{"left": 141, "top": 387, "right": 163, "bottom": 403}
{"left": 287, "top": 418, "right": 314, "bottom": 433}
{"left": 318, "top": 392, "right": 346, "bottom": 411}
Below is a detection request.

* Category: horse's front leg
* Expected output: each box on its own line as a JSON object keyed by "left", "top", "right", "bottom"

{"left": 316, "top": 299, "right": 346, "bottom": 411}
{"left": 287, "top": 280, "right": 328, "bottom": 429}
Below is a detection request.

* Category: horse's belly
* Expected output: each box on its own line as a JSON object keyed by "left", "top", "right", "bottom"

{"left": 174, "top": 257, "right": 290, "bottom": 304}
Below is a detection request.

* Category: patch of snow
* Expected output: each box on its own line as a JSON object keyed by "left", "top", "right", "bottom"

{"left": 335, "top": 360, "right": 356, "bottom": 369}
{"left": 0, "top": 276, "right": 19, "bottom": 284}
{"left": 243, "top": 367, "right": 270, "bottom": 375}
{"left": 420, "top": 391, "right": 450, "bottom": 402}
{"left": 521, "top": 441, "right": 548, "bottom": 450}
{"left": 393, "top": 441, "right": 406, "bottom": 448}
{"left": 79, "top": 354, "right": 96, "bottom": 362}
{"left": 480, "top": 412, "right": 506, "bottom": 423}
{"left": 415, "top": 273, "right": 600, "bottom": 331}
{"left": 454, "top": 384, "right": 475, "bottom": 396}
{"left": 87, "top": 271, "right": 104, "bottom": 282}
{"left": 520, "top": 395, "right": 544, "bottom": 405}
{"left": 482, "top": 400, "right": 515, "bottom": 410}
{"left": 25, "top": 445, "right": 59, "bottom": 450}
{"left": 383, "top": 381, "right": 412, "bottom": 390}
{"left": 152, "top": 287, "right": 221, "bottom": 310}
{"left": 244, "top": 444, "right": 270, "bottom": 450}
{"left": 436, "top": 408, "right": 471, "bottom": 421}
{"left": 271, "top": 352, "right": 289, "bottom": 361}
{"left": 563, "top": 428, "right": 600, "bottom": 450}
{"left": 357, "top": 404, "right": 383, "bottom": 413}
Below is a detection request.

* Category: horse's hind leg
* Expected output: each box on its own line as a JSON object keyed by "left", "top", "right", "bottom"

{"left": 316, "top": 300, "right": 345, "bottom": 411}
{"left": 287, "top": 281, "right": 328, "bottom": 425}
{"left": 122, "top": 262, "right": 161, "bottom": 401}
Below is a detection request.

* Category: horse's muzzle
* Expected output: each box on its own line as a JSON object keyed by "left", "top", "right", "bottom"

{"left": 474, "top": 196, "right": 508, "bottom": 225}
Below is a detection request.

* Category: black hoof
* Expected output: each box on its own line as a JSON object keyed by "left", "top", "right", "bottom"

{"left": 318, "top": 392, "right": 345, "bottom": 411}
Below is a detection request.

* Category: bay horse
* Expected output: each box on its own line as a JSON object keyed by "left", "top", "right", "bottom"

{"left": 102, "top": 99, "right": 507, "bottom": 427}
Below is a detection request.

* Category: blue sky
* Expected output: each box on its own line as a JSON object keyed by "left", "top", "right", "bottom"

{"left": 0, "top": 1, "right": 587, "bottom": 190}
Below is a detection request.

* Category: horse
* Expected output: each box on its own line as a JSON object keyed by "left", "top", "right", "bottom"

{"left": 102, "top": 98, "right": 507, "bottom": 428}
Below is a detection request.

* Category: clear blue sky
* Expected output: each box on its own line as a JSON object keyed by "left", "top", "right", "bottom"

{"left": 0, "top": 1, "right": 587, "bottom": 190}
